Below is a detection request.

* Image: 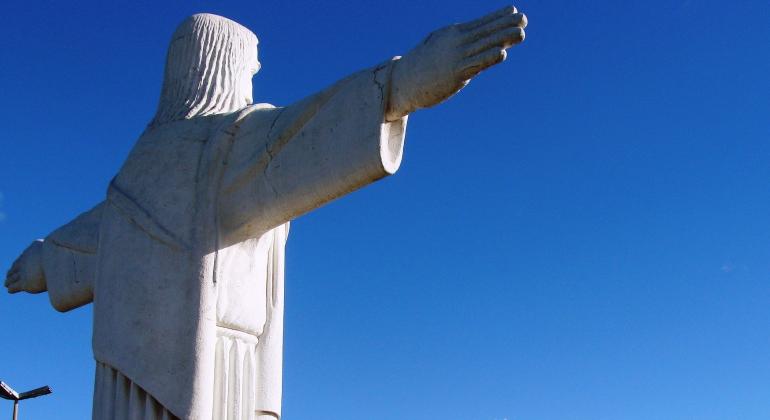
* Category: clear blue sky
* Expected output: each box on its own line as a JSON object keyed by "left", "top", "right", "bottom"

{"left": 2, "top": 0, "right": 769, "bottom": 419}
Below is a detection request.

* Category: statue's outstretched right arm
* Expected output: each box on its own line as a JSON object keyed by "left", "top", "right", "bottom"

{"left": 217, "top": 6, "right": 527, "bottom": 244}
{"left": 5, "top": 202, "right": 104, "bottom": 312}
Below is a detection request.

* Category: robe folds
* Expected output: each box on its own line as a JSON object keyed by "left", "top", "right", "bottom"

{"left": 38, "top": 60, "right": 407, "bottom": 419}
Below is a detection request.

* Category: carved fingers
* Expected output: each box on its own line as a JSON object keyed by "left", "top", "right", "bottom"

{"left": 462, "top": 10, "right": 527, "bottom": 44}
{"left": 5, "top": 262, "right": 22, "bottom": 293}
{"left": 457, "top": 6, "right": 527, "bottom": 79}
{"left": 5, "top": 240, "right": 46, "bottom": 294}
{"left": 464, "top": 27, "right": 525, "bottom": 58}
{"left": 459, "top": 49, "right": 508, "bottom": 80}
{"left": 386, "top": 5, "right": 528, "bottom": 120}
{"left": 457, "top": 5, "right": 519, "bottom": 32}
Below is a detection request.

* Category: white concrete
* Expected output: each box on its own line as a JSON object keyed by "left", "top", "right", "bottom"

{"left": 5, "top": 7, "right": 527, "bottom": 420}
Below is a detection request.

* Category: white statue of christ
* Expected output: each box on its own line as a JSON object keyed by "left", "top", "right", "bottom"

{"left": 5, "top": 7, "right": 527, "bottom": 420}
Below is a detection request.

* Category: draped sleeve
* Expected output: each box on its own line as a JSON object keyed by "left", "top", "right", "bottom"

{"left": 42, "top": 202, "right": 104, "bottom": 312}
{"left": 218, "top": 59, "right": 408, "bottom": 245}
{"left": 253, "top": 222, "right": 289, "bottom": 417}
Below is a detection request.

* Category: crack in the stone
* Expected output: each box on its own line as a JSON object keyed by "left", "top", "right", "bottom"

{"left": 372, "top": 66, "right": 388, "bottom": 113}
{"left": 267, "top": 107, "right": 286, "bottom": 142}
{"left": 263, "top": 108, "right": 287, "bottom": 198}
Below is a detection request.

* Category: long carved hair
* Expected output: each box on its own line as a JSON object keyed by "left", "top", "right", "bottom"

{"left": 151, "top": 14, "right": 259, "bottom": 125}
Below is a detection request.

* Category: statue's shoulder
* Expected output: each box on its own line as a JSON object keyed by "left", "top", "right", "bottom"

{"left": 251, "top": 102, "right": 276, "bottom": 110}
{"left": 230, "top": 103, "right": 284, "bottom": 135}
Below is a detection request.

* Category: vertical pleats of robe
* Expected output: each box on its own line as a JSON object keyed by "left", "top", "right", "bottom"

{"left": 213, "top": 327, "right": 259, "bottom": 420}
{"left": 93, "top": 362, "right": 179, "bottom": 420}
{"left": 93, "top": 329, "right": 260, "bottom": 420}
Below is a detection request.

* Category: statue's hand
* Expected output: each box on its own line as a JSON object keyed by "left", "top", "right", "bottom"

{"left": 386, "top": 5, "right": 527, "bottom": 121}
{"left": 5, "top": 240, "right": 46, "bottom": 294}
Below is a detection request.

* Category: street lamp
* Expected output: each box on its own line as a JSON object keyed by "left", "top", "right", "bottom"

{"left": 0, "top": 381, "right": 52, "bottom": 420}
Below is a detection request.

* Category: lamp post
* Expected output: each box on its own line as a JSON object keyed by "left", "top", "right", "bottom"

{"left": 0, "top": 381, "right": 52, "bottom": 420}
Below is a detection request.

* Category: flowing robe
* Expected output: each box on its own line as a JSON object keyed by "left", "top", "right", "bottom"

{"left": 39, "top": 61, "right": 407, "bottom": 419}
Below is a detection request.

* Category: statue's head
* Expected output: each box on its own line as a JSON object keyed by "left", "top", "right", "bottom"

{"left": 152, "top": 13, "right": 260, "bottom": 125}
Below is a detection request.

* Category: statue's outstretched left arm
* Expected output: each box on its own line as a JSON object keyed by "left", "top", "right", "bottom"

{"left": 5, "top": 202, "right": 103, "bottom": 311}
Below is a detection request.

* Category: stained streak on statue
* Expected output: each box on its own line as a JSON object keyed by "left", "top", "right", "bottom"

{"left": 6, "top": 8, "right": 527, "bottom": 420}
